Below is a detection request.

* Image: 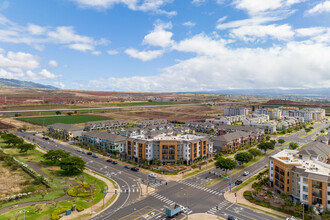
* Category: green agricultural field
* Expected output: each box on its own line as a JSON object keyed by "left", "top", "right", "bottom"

{"left": 97, "top": 101, "right": 180, "bottom": 107}
{"left": 18, "top": 115, "right": 111, "bottom": 126}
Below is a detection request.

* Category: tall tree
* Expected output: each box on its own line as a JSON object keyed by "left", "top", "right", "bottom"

{"left": 248, "top": 148, "right": 262, "bottom": 157}
{"left": 215, "top": 157, "right": 237, "bottom": 175}
{"left": 235, "top": 152, "right": 253, "bottom": 165}
{"left": 60, "top": 156, "right": 85, "bottom": 174}
{"left": 43, "top": 150, "right": 70, "bottom": 164}
{"left": 17, "top": 143, "right": 35, "bottom": 153}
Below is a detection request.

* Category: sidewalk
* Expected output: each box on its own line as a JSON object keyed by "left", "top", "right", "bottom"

{"left": 183, "top": 213, "right": 224, "bottom": 220}
{"left": 224, "top": 180, "right": 290, "bottom": 219}
{"left": 61, "top": 169, "right": 119, "bottom": 220}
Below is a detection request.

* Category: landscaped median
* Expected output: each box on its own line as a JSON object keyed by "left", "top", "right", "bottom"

{"left": 299, "top": 124, "right": 323, "bottom": 139}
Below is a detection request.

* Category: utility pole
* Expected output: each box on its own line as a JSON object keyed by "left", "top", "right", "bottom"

{"left": 230, "top": 171, "right": 232, "bottom": 192}
{"left": 146, "top": 173, "right": 149, "bottom": 193}
{"left": 103, "top": 187, "right": 107, "bottom": 207}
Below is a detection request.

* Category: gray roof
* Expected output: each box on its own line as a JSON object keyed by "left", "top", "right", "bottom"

{"left": 49, "top": 123, "right": 83, "bottom": 131}
{"left": 298, "top": 142, "right": 330, "bottom": 159}
{"left": 216, "top": 124, "right": 264, "bottom": 134}
{"left": 316, "top": 134, "right": 330, "bottom": 142}
{"left": 83, "top": 131, "right": 126, "bottom": 142}
{"left": 211, "top": 131, "right": 250, "bottom": 142}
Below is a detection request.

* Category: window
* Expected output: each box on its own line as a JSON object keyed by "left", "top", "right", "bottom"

{"left": 287, "top": 172, "right": 290, "bottom": 177}
{"left": 303, "top": 194, "right": 308, "bottom": 201}
{"left": 328, "top": 191, "right": 330, "bottom": 196}
{"left": 287, "top": 187, "right": 289, "bottom": 192}
{"left": 287, "top": 179, "right": 290, "bottom": 184}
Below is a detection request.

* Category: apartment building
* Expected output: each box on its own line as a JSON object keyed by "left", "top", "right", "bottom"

{"left": 136, "top": 119, "right": 168, "bottom": 128}
{"left": 316, "top": 134, "right": 330, "bottom": 145}
{"left": 254, "top": 108, "right": 282, "bottom": 120}
{"left": 269, "top": 142, "right": 330, "bottom": 211}
{"left": 224, "top": 107, "right": 249, "bottom": 116}
{"left": 84, "top": 120, "right": 123, "bottom": 131}
{"left": 80, "top": 131, "right": 126, "bottom": 153}
{"left": 125, "top": 134, "right": 213, "bottom": 164}
{"left": 48, "top": 123, "right": 83, "bottom": 141}
{"left": 212, "top": 131, "right": 254, "bottom": 153}
{"left": 215, "top": 124, "right": 265, "bottom": 138}
{"left": 282, "top": 108, "right": 325, "bottom": 122}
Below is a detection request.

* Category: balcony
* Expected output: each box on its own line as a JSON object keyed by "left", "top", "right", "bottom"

{"left": 312, "top": 184, "right": 322, "bottom": 189}
{"left": 312, "top": 192, "right": 322, "bottom": 198}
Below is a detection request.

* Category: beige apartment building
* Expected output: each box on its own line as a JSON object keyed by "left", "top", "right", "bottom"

{"left": 269, "top": 142, "right": 330, "bottom": 211}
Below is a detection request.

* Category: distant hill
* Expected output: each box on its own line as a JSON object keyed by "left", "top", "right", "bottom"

{"left": 0, "top": 78, "right": 58, "bottom": 89}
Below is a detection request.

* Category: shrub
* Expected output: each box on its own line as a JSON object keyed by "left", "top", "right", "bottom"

{"left": 191, "top": 164, "right": 198, "bottom": 169}
{"left": 76, "top": 205, "right": 85, "bottom": 212}
{"left": 67, "top": 184, "right": 96, "bottom": 197}
{"left": 51, "top": 206, "right": 71, "bottom": 220}
{"left": 21, "top": 185, "right": 37, "bottom": 193}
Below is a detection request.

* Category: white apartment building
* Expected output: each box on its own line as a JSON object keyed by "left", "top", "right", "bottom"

{"left": 224, "top": 107, "right": 249, "bottom": 116}
{"left": 282, "top": 108, "right": 325, "bottom": 122}
{"left": 254, "top": 108, "right": 282, "bottom": 120}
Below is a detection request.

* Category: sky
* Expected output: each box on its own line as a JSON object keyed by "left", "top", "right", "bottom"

{"left": 0, "top": 0, "right": 330, "bottom": 92}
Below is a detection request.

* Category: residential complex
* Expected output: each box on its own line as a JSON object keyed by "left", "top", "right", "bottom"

{"left": 47, "top": 123, "right": 83, "bottom": 141}
{"left": 254, "top": 108, "right": 282, "bottom": 120}
{"left": 224, "top": 107, "right": 249, "bottom": 116}
{"left": 269, "top": 141, "right": 330, "bottom": 211}
{"left": 84, "top": 120, "right": 123, "bottom": 131}
{"left": 282, "top": 108, "right": 326, "bottom": 122}
{"left": 126, "top": 134, "right": 213, "bottom": 164}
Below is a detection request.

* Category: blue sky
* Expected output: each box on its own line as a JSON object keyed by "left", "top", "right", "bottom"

{"left": 0, "top": 0, "right": 330, "bottom": 92}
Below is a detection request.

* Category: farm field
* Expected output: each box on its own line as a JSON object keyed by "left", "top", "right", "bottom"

{"left": 97, "top": 101, "right": 182, "bottom": 107}
{"left": 17, "top": 115, "right": 111, "bottom": 126}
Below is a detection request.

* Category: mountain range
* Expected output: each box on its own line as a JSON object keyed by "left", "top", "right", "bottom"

{"left": 0, "top": 78, "right": 58, "bottom": 89}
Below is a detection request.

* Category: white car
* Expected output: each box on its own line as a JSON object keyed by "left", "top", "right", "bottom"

{"left": 77, "top": 149, "right": 82, "bottom": 152}
{"left": 243, "top": 171, "right": 249, "bottom": 176}
{"left": 148, "top": 173, "right": 157, "bottom": 178}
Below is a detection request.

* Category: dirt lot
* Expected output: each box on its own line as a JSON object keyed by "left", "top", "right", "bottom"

{"left": 0, "top": 161, "right": 34, "bottom": 198}
{"left": 94, "top": 105, "right": 223, "bottom": 123}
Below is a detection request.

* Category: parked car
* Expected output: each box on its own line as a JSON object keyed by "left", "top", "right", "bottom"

{"left": 235, "top": 180, "right": 243, "bottom": 185}
{"left": 148, "top": 173, "right": 157, "bottom": 178}
{"left": 228, "top": 216, "right": 238, "bottom": 220}
{"left": 243, "top": 171, "right": 249, "bottom": 176}
{"left": 124, "top": 165, "right": 130, "bottom": 169}
{"left": 77, "top": 149, "right": 82, "bottom": 152}
{"left": 87, "top": 152, "right": 93, "bottom": 155}
{"left": 131, "top": 167, "right": 139, "bottom": 172}
{"left": 82, "top": 151, "right": 86, "bottom": 154}
{"left": 92, "top": 154, "right": 98, "bottom": 158}
{"left": 106, "top": 159, "right": 113, "bottom": 163}
{"left": 112, "top": 161, "right": 118, "bottom": 165}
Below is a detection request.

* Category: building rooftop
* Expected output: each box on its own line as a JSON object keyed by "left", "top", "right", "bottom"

{"left": 130, "top": 134, "right": 208, "bottom": 142}
{"left": 48, "top": 123, "right": 83, "bottom": 131}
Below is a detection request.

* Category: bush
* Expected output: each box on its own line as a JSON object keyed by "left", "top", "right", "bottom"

{"left": 76, "top": 205, "right": 85, "bottom": 212}
{"left": 191, "top": 164, "right": 198, "bottom": 169}
{"left": 21, "top": 185, "right": 37, "bottom": 193}
{"left": 67, "top": 184, "right": 96, "bottom": 197}
{"left": 51, "top": 206, "right": 71, "bottom": 220}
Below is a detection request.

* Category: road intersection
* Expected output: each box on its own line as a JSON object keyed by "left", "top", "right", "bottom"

{"left": 15, "top": 121, "right": 327, "bottom": 220}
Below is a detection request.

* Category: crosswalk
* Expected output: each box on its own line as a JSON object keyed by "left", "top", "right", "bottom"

{"left": 205, "top": 201, "right": 230, "bottom": 215}
{"left": 118, "top": 188, "right": 140, "bottom": 193}
{"left": 179, "top": 180, "right": 222, "bottom": 196}
{"left": 151, "top": 193, "right": 193, "bottom": 215}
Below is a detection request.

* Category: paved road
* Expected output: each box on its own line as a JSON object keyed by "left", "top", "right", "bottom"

{"left": 15, "top": 122, "right": 327, "bottom": 220}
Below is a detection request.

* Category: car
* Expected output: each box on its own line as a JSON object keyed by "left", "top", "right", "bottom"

{"left": 131, "top": 167, "right": 139, "bottom": 172}
{"left": 82, "top": 151, "right": 86, "bottom": 154}
{"left": 106, "top": 159, "right": 113, "bottom": 163}
{"left": 235, "top": 180, "right": 243, "bottom": 185}
{"left": 243, "top": 171, "right": 249, "bottom": 176}
{"left": 92, "top": 154, "right": 98, "bottom": 158}
{"left": 148, "top": 173, "right": 157, "bottom": 178}
{"left": 77, "top": 149, "right": 82, "bottom": 152}
{"left": 124, "top": 165, "right": 130, "bottom": 169}
{"left": 228, "top": 216, "right": 238, "bottom": 220}
{"left": 112, "top": 161, "right": 118, "bottom": 164}
{"left": 87, "top": 152, "right": 93, "bottom": 155}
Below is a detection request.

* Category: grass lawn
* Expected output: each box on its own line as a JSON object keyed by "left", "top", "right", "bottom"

{"left": 184, "top": 164, "right": 215, "bottom": 179}
{"left": 299, "top": 124, "right": 323, "bottom": 139}
{"left": 97, "top": 101, "right": 179, "bottom": 107}
{"left": 18, "top": 114, "right": 111, "bottom": 126}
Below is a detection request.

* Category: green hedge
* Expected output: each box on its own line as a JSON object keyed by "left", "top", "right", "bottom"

{"left": 51, "top": 206, "right": 71, "bottom": 220}
{"left": 76, "top": 204, "right": 85, "bottom": 212}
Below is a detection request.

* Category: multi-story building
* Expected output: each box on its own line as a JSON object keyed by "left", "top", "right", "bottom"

{"left": 212, "top": 131, "right": 255, "bottom": 152}
{"left": 80, "top": 131, "right": 126, "bottom": 153}
{"left": 215, "top": 124, "right": 264, "bottom": 139}
{"left": 269, "top": 142, "right": 330, "bottom": 211}
{"left": 254, "top": 108, "right": 282, "bottom": 120}
{"left": 136, "top": 119, "right": 168, "bottom": 128}
{"left": 84, "top": 120, "right": 123, "bottom": 131}
{"left": 282, "top": 108, "right": 325, "bottom": 122}
{"left": 48, "top": 123, "right": 83, "bottom": 141}
{"left": 125, "top": 134, "right": 213, "bottom": 164}
{"left": 224, "top": 107, "right": 249, "bottom": 116}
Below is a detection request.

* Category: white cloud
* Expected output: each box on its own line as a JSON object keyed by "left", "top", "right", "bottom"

{"left": 70, "top": 0, "right": 176, "bottom": 15}
{"left": 183, "top": 21, "right": 196, "bottom": 27}
{"left": 107, "top": 49, "right": 118, "bottom": 55}
{"left": 143, "top": 21, "right": 174, "bottom": 48}
{"left": 233, "top": 0, "right": 305, "bottom": 15}
{"left": 48, "top": 60, "right": 59, "bottom": 68}
{"left": 296, "top": 27, "right": 327, "bottom": 37}
{"left": 27, "top": 24, "right": 46, "bottom": 35}
{"left": 0, "top": 50, "right": 61, "bottom": 81}
{"left": 192, "top": 0, "right": 206, "bottom": 6}
{"left": 91, "top": 50, "right": 101, "bottom": 55}
{"left": 216, "top": 16, "right": 281, "bottom": 30}
{"left": 217, "top": 16, "right": 227, "bottom": 23}
{"left": 0, "top": 15, "right": 108, "bottom": 53}
{"left": 125, "top": 48, "right": 164, "bottom": 61}
{"left": 54, "top": 81, "right": 65, "bottom": 89}
{"left": 89, "top": 34, "right": 330, "bottom": 92}
{"left": 307, "top": 1, "right": 330, "bottom": 15}
{"left": 230, "top": 24, "right": 294, "bottom": 41}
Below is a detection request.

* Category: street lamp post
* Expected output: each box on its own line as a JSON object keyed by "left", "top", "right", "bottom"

{"left": 90, "top": 185, "right": 94, "bottom": 216}
{"left": 302, "top": 202, "right": 304, "bottom": 220}
{"left": 103, "top": 186, "right": 107, "bottom": 207}
{"left": 181, "top": 187, "right": 188, "bottom": 219}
